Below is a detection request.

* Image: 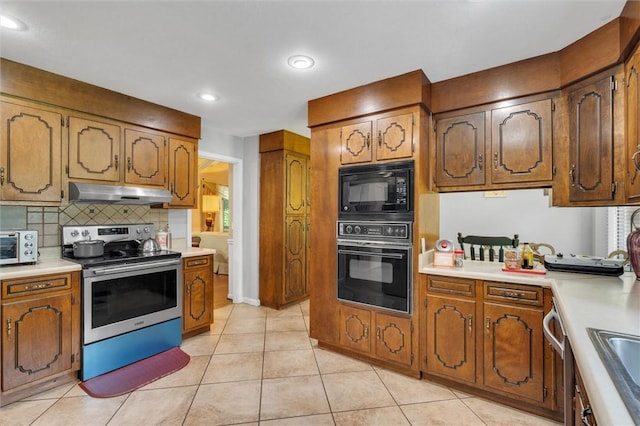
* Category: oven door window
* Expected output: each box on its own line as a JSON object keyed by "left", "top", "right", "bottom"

{"left": 337, "top": 244, "right": 410, "bottom": 313}
{"left": 0, "top": 236, "right": 17, "bottom": 261}
{"left": 91, "top": 270, "right": 177, "bottom": 328}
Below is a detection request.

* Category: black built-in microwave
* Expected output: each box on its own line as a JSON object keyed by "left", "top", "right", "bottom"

{"left": 338, "top": 160, "right": 414, "bottom": 221}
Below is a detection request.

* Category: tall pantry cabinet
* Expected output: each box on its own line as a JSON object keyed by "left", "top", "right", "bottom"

{"left": 259, "top": 130, "right": 310, "bottom": 309}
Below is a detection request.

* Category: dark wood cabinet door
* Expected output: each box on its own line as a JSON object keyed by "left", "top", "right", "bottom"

{"left": 435, "top": 112, "right": 486, "bottom": 187}
{"left": 183, "top": 265, "right": 213, "bottom": 333}
{"left": 339, "top": 305, "right": 371, "bottom": 354}
{"left": 568, "top": 75, "right": 614, "bottom": 202}
{"left": 374, "top": 313, "right": 413, "bottom": 367}
{"left": 68, "top": 116, "right": 121, "bottom": 182}
{"left": 2, "top": 294, "right": 72, "bottom": 390}
{"left": 626, "top": 50, "right": 640, "bottom": 202}
{"left": 284, "top": 216, "right": 307, "bottom": 304}
{"left": 491, "top": 99, "right": 553, "bottom": 184}
{"left": 124, "top": 128, "right": 166, "bottom": 186}
{"left": 375, "top": 113, "right": 413, "bottom": 161}
{"left": 341, "top": 121, "right": 372, "bottom": 164}
{"left": 483, "top": 302, "right": 544, "bottom": 402}
{"left": 425, "top": 295, "right": 476, "bottom": 384}
{"left": 0, "top": 101, "right": 62, "bottom": 202}
{"left": 167, "top": 137, "right": 197, "bottom": 208}
{"left": 285, "top": 152, "right": 307, "bottom": 215}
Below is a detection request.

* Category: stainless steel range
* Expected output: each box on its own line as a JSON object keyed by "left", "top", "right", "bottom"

{"left": 62, "top": 223, "right": 182, "bottom": 380}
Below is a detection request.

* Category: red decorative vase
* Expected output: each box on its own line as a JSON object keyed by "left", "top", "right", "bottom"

{"left": 627, "top": 230, "right": 640, "bottom": 279}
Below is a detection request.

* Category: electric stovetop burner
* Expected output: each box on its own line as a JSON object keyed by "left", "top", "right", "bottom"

{"left": 62, "top": 240, "right": 180, "bottom": 268}
{"left": 61, "top": 223, "right": 180, "bottom": 269}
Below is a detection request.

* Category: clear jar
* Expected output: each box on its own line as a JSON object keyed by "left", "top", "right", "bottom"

{"left": 454, "top": 250, "right": 464, "bottom": 268}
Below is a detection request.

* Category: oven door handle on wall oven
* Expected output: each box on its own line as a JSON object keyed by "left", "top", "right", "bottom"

{"left": 337, "top": 249, "right": 405, "bottom": 259}
{"left": 89, "top": 259, "right": 181, "bottom": 276}
{"left": 542, "top": 303, "right": 565, "bottom": 358}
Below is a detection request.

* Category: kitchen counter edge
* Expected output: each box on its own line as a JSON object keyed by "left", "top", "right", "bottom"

{"left": 0, "top": 247, "right": 216, "bottom": 280}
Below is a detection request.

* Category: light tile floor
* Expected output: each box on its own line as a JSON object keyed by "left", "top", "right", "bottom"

{"left": 0, "top": 300, "right": 562, "bottom": 425}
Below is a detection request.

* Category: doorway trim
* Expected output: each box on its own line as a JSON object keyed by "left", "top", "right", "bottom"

{"left": 195, "top": 150, "right": 243, "bottom": 304}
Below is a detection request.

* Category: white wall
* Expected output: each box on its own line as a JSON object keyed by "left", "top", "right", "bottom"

{"left": 170, "top": 124, "right": 261, "bottom": 305}
{"left": 439, "top": 189, "right": 606, "bottom": 256}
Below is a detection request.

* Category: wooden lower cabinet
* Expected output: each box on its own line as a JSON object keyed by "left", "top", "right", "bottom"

{"left": 421, "top": 275, "right": 561, "bottom": 421}
{"left": 425, "top": 294, "right": 476, "bottom": 384}
{"left": 182, "top": 254, "right": 214, "bottom": 338}
{"left": 0, "top": 271, "right": 81, "bottom": 406}
{"left": 339, "top": 304, "right": 414, "bottom": 369}
{"left": 483, "top": 302, "right": 544, "bottom": 401}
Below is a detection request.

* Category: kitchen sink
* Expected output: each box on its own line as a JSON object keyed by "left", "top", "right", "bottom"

{"left": 587, "top": 328, "right": 640, "bottom": 423}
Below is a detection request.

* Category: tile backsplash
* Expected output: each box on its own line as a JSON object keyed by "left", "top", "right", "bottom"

{"left": 0, "top": 204, "right": 168, "bottom": 248}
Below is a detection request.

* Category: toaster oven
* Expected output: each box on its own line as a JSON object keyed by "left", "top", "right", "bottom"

{"left": 0, "top": 230, "right": 38, "bottom": 265}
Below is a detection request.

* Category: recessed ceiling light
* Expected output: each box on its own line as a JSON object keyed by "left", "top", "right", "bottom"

{"left": 0, "top": 14, "right": 27, "bottom": 31}
{"left": 198, "top": 93, "right": 218, "bottom": 102}
{"left": 288, "top": 55, "right": 315, "bottom": 70}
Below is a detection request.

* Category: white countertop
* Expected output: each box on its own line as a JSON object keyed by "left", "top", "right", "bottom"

{"left": 0, "top": 257, "right": 82, "bottom": 279}
{"left": 0, "top": 247, "right": 216, "bottom": 280}
{"left": 420, "top": 255, "right": 639, "bottom": 426}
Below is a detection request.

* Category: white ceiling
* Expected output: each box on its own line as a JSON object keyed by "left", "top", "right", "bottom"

{"left": 0, "top": 1, "right": 626, "bottom": 139}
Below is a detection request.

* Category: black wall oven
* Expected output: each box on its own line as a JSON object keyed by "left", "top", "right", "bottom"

{"left": 337, "top": 221, "right": 412, "bottom": 314}
{"left": 339, "top": 160, "right": 413, "bottom": 221}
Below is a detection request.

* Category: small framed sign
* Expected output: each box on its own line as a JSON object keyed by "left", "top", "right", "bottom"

{"left": 433, "top": 251, "right": 454, "bottom": 267}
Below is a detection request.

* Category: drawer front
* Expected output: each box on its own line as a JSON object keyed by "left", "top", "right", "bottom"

{"left": 2, "top": 273, "right": 72, "bottom": 299}
{"left": 484, "top": 282, "right": 543, "bottom": 306}
{"left": 183, "top": 255, "right": 212, "bottom": 271}
{"left": 427, "top": 276, "right": 475, "bottom": 297}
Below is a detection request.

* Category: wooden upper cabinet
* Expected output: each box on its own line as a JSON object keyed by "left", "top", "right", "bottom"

{"left": 341, "top": 112, "right": 414, "bottom": 164}
{"left": 285, "top": 152, "right": 307, "bottom": 215}
{"left": 376, "top": 113, "right": 414, "bottom": 161}
{"left": 124, "top": 129, "right": 166, "bottom": 187}
{"left": 626, "top": 46, "right": 640, "bottom": 203}
{"left": 167, "top": 137, "right": 197, "bottom": 208}
{"left": 491, "top": 99, "right": 553, "bottom": 184}
{"left": 435, "top": 112, "right": 486, "bottom": 187}
{"left": 435, "top": 97, "right": 554, "bottom": 190}
{"left": 68, "top": 116, "right": 121, "bottom": 182}
{"left": 567, "top": 75, "right": 615, "bottom": 203}
{"left": 0, "top": 100, "right": 62, "bottom": 202}
{"left": 341, "top": 121, "right": 373, "bottom": 164}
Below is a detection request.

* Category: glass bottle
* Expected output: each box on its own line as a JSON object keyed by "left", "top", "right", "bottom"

{"left": 522, "top": 243, "right": 534, "bottom": 269}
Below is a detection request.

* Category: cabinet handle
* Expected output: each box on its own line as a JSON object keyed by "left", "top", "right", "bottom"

{"left": 364, "top": 324, "right": 369, "bottom": 339}
{"left": 114, "top": 155, "right": 119, "bottom": 171}
{"left": 581, "top": 407, "right": 594, "bottom": 426}
{"left": 127, "top": 157, "right": 132, "bottom": 172}
{"left": 0, "top": 166, "right": 4, "bottom": 185}
{"left": 493, "top": 152, "right": 498, "bottom": 170}
{"left": 478, "top": 155, "right": 483, "bottom": 171}
{"left": 6, "top": 318, "right": 11, "bottom": 339}
{"left": 378, "top": 130, "right": 382, "bottom": 147}
{"left": 366, "top": 133, "right": 371, "bottom": 149}
{"left": 376, "top": 327, "right": 381, "bottom": 340}
{"left": 170, "top": 183, "right": 174, "bottom": 194}
{"left": 485, "top": 317, "right": 491, "bottom": 335}
{"left": 468, "top": 314, "right": 473, "bottom": 334}
{"left": 570, "top": 165, "right": 576, "bottom": 184}
{"left": 501, "top": 290, "right": 524, "bottom": 299}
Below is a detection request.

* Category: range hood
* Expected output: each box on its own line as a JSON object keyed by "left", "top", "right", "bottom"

{"left": 69, "top": 182, "right": 172, "bottom": 205}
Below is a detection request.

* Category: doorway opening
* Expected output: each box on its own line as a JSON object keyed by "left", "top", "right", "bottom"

{"left": 191, "top": 151, "right": 244, "bottom": 306}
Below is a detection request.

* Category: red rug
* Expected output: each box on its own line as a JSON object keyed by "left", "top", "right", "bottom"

{"left": 79, "top": 347, "right": 190, "bottom": 398}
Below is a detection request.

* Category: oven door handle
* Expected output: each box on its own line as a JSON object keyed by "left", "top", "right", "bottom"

{"left": 337, "top": 249, "right": 405, "bottom": 259}
{"left": 89, "top": 259, "right": 180, "bottom": 275}
{"left": 543, "top": 308, "right": 565, "bottom": 358}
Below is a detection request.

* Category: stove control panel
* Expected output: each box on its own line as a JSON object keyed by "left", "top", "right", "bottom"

{"left": 338, "top": 221, "right": 411, "bottom": 241}
{"left": 62, "top": 223, "right": 155, "bottom": 244}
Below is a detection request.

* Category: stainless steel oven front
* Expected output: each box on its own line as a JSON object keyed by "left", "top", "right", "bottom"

{"left": 82, "top": 257, "right": 182, "bottom": 344}
{"left": 337, "top": 221, "right": 412, "bottom": 314}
